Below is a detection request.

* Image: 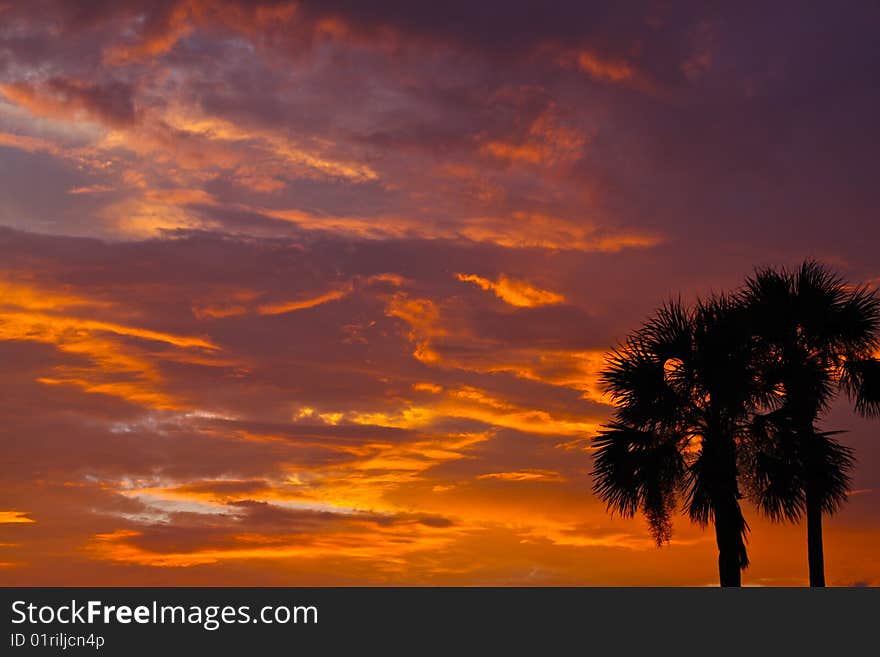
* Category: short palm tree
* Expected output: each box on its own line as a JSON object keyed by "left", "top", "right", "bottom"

{"left": 742, "top": 261, "right": 880, "bottom": 586}
{"left": 593, "top": 295, "right": 771, "bottom": 586}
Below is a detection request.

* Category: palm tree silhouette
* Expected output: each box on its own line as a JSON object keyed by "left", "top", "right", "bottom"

{"left": 741, "top": 261, "right": 880, "bottom": 586}
{"left": 593, "top": 295, "right": 773, "bottom": 586}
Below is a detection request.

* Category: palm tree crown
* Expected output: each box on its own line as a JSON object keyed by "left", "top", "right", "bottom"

{"left": 741, "top": 261, "right": 880, "bottom": 585}
{"left": 592, "top": 261, "right": 880, "bottom": 586}
{"left": 593, "top": 294, "right": 772, "bottom": 585}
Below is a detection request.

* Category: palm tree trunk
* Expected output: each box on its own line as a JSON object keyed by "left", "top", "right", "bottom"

{"left": 806, "top": 489, "right": 825, "bottom": 587}
{"left": 706, "top": 421, "right": 747, "bottom": 587}
{"left": 714, "top": 448, "right": 745, "bottom": 586}
{"left": 714, "top": 501, "right": 744, "bottom": 587}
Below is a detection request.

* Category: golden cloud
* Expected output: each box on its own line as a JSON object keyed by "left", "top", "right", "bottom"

{"left": 384, "top": 291, "right": 612, "bottom": 405}
{"left": 477, "top": 470, "right": 566, "bottom": 482}
{"left": 349, "top": 385, "right": 601, "bottom": 437}
{"left": 257, "top": 287, "right": 352, "bottom": 316}
{"left": 480, "top": 108, "right": 588, "bottom": 166}
{"left": 0, "top": 280, "right": 221, "bottom": 409}
{"left": 575, "top": 51, "right": 635, "bottom": 82}
{"left": 455, "top": 272, "right": 565, "bottom": 307}
{"left": 0, "top": 512, "right": 35, "bottom": 524}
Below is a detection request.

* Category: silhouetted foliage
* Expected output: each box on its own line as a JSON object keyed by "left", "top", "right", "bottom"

{"left": 742, "top": 260, "right": 880, "bottom": 586}
{"left": 592, "top": 260, "right": 880, "bottom": 587}
{"left": 843, "top": 358, "right": 880, "bottom": 419}
{"left": 594, "top": 295, "right": 769, "bottom": 585}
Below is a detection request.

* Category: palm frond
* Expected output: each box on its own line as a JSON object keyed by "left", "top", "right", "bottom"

{"left": 638, "top": 299, "right": 693, "bottom": 362}
{"left": 804, "top": 431, "right": 855, "bottom": 515}
{"left": 601, "top": 301, "right": 696, "bottom": 430}
{"left": 591, "top": 421, "right": 686, "bottom": 544}
{"left": 842, "top": 358, "right": 880, "bottom": 419}
{"left": 601, "top": 340, "right": 682, "bottom": 428}
{"left": 741, "top": 410, "right": 805, "bottom": 522}
{"left": 832, "top": 285, "right": 880, "bottom": 353}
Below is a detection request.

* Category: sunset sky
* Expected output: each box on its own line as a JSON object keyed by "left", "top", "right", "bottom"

{"left": 1, "top": 1, "right": 879, "bottom": 586}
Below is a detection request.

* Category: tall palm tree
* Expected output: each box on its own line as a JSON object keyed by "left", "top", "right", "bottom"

{"left": 742, "top": 261, "right": 880, "bottom": 586}
{"left": 593, "top": 294, "right": 771, "bottom": 586}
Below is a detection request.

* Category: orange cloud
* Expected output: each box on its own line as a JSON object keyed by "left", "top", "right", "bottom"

{"left": 102, "top": 2, "right": 196, "bottom": 65}
{"left": 109, "top": 424, "right": 489, "bottom": 523}
{"left": 257, "top": 287, "right": 352, "bottom": 316}
{"left": 575, "top": 51, "right": 635, "bottom": 82}
{"left": 0, "top": 281, "right": 109, "bottom": 312}
{"left": 265, "top": 208, "right": 416, "bottom": 241}
{"left": 0, "top": 79, "right": 136, "bottom": 128}
{"left": 481, "top": 109, "right": 588, "bottom": 166}
{"left": 385, "top": 293, "right": 444, "bottom": 364}
{"left": 191, "top": 288, "right": 262, "bottom": 320}
{"left": 477, "top": 470, "right": 565, "bottom": 482}
{"left": 0, "top": 281, "right": 221, "bottom": 409}
{"left": 0, "top": 131, "right": 62, "bottom": 155}
{"left": 520, "top": 523, "right": 673, "bottom": 550}
{"left": 265, "top": 207, "right": 660, "bottom": 252}
{"left": 349, "top": 385, "right": 601, "bottom": 437}
{"left": 481, "top": 141, "right": 546, "bottom": 165}
{"left": 413, "top": 382, "right": 443, "bottom": 393}
{"left": 471, "top": 349, "right": 612, "bottom": 405}
{"left": 383, "top": 291, "right": 611, "bottom": 404}
{"left": 88, "top": 524, "right": 457, "bottom": 568}
{"left": 0, "top": 512, "right": 35, "bottom": 524}
{"left": 0, "top": 312, "right": 217, "bottom": 350}
{"left": 2, "top": 85, "right": 380, "bottom": 236}
{"left": 161, "top": 110, "right": 378, "bottom": 183}
{"left": 68, "top": 185, "right": 114, "bottom": 195}
{"left": 457, "top": 212, "right": 662, "bottom": 252}
{"left": 193, "top": 274, "right": 401, "bottom": 319}
{"left": 268, "top": 429, "right": 495, "bottom": 517}
{"left": 455, "top": 273, "right": 564, "bottom": 307}
{"left": 102, "top": 1, "right": 301, "bottom": 65}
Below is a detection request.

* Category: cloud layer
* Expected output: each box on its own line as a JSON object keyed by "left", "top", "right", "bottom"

{"left": 1, "top": 1, "right": 880, "bottom": 585}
